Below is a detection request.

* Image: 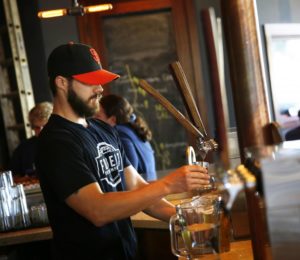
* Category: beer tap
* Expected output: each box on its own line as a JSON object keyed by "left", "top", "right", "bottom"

{"left": 171, "top": 61, "right": 247, "bottom": 210}
{"left": 138, "top": 61, "right": 247, "bottom": 210}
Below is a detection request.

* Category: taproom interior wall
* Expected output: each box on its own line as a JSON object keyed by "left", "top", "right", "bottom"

{"left": 256, "top": 0, "right": 300, "bottom": 120}
{"left": 0, "top": 0, "right": 299, "bottom": 170}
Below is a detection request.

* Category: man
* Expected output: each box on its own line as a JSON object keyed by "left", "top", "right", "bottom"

{"left": 11, "top": 101, "right": 53, "bottom": 176}
{"left": 36, "top": 42, "right": 210, "bottom": 260}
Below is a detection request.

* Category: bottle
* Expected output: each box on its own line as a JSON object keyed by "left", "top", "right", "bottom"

{"left": 215, "top": 196, "right": 231, "bottom": 253}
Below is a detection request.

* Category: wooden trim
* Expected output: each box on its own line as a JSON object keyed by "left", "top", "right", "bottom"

{"left": 202, "top": 9, "right": 230, "bottom": 169}
{"left": 184, "top": 1, "right": 209, "bottom": 131}
{"left": 77, "top": 0, "right": 209, "bottom": 143}
{"left": 221, "top": 0, "right": 271, "bottom": 161}
{"left": 170, "top": 0, "right": 210, "bottom": 153}
{"left": 96, "top": 0, "right": 172, "bottom": 15}
{"left": 181, "top": 0, "right": 210, "bottom": 147}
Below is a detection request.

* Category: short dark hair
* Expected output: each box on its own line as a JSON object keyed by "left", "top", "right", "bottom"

{"left": 49, "top": 77, "right": 56, "bottom": 96}
{"left": 49, "top": 76, "right": 73, "bottom": 96}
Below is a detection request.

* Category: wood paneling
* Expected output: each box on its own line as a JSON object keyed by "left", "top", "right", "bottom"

{"left": 221, "top": 0, "right": 272, "bottom": 162}
{"left": 77, "top": 0, "right": 210, "bottom": 143}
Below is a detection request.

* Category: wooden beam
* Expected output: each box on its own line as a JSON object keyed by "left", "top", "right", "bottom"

{"left": 221, "top": 0, "right": 271, "bottom": 163}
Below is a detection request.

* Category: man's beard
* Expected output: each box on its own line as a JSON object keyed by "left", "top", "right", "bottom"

{"left": 67, "top": 86, "right": 99, "bottom": 118}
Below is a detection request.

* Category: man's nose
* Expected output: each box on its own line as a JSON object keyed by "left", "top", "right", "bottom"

{"left": 94, "top": 85, "right": 103, "bottom": 93}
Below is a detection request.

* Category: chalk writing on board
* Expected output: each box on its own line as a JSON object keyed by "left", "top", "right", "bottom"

{"left": 103, "top": 11, "right": 188, "bottom": 170}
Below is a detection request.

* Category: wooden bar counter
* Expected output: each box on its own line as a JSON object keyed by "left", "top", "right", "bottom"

{"left": 0, "top": 226, "right": 52, "bottom": 247}
{"left": 0, "top": 212, "right": 253, "bottom": 260}
{"left": 0, "top": 211, "right": 166, "bottom": 247}
{"left": 178, "top": 240, "right": 253, "bottom": 260}
{"left": 1, "top": 194, "right": 253, "bottom": 259}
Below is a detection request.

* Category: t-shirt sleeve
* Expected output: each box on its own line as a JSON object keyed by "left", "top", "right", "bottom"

{"left": 36, "top": 133, "right": 97, "bottom": 202}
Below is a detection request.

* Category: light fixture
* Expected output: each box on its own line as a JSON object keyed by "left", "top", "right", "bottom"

{"left": 38, "top": 0, "right": 113, "bottom": 19}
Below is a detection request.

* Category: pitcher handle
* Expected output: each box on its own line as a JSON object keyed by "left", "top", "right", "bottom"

{"left": 169, "top": 214, "right": 181, "bottom": 257}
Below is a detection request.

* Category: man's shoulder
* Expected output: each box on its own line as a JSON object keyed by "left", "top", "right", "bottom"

{"left": 38, "top": 115, "right": 81, "bottom": 145}
{"left": 89, "top": 118, "right": 118, "bottom": 136}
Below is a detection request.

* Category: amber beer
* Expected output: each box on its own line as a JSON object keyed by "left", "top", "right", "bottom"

{"left": 186, "top": 222, "right": 217, "bottom": 254}
{"left": 170, "top": 195, "right": 221, "bottom": 258}
{"left": 175, "top": 223, "right": 217, "bottom": 255}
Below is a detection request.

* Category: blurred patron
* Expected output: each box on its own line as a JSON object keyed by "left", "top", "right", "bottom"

{"left": 285, "top": 110, "right": 300, "bottom": 141}
{"left": 10, "top": 101, "right": 53, "bottom": 177}
{"left": 96, "top": 94, "right": 157, "bottom": 181}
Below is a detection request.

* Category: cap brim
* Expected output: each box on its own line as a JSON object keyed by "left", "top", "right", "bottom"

{"left": 72, "top": 69, "right": 120, "bottom": 85}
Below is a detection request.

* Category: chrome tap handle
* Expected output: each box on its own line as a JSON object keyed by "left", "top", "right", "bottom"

{"left": 186, "top": 146, "right": 196, "bottom": 165}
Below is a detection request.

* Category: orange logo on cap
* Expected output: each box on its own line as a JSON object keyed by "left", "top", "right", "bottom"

{"left": 90, "top": 48, "right": 100, "bottom": 64}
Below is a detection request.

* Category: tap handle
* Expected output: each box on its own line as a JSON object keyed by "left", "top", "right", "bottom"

{"left": 186, "top": 146, "right": 196, "bottom": 165}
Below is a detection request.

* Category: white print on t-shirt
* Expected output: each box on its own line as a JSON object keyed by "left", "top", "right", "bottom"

{"left": 95, "top": 142, "right": 123, "bottom": 187}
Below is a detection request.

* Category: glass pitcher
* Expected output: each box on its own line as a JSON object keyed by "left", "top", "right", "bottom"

{"left": 169, "top": 195, "right": 221, "bottom": 259}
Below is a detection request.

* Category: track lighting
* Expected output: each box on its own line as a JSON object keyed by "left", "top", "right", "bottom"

{"left": 38, "top": 0, "right": 113, "bottom": 19}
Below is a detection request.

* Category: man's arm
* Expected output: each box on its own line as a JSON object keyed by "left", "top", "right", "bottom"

{"left": 65, "top": 164, "right": 209, "bottom": 227}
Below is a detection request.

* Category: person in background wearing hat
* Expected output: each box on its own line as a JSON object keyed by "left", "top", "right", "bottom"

{"left": 35, "top": 42, "right": 210, "bottom": 260}
{"left": 96, "top": 94, "right": 157, "bottom": 182}
{"left": 10, "top": 101, "right": 53, "bottom": 177}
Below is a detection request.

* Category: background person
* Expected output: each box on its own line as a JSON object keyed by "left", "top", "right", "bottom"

{"left": 10, "top": 101, "right": 53, "bottom": 177}
{"left": 285, "top": 110, "right": 300, "bottom": 141}
{"left": 36, "top": 42, "right": 210, "bottom": 260}
{"left": 96, "top": 94, "right": 157, "bottom": 181}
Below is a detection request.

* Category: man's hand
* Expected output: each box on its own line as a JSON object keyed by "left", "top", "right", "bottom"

{"left": 159, "top": 165, "right": 210, "bottom": 194}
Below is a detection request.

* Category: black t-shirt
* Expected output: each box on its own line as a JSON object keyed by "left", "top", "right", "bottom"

{"left": 36, "top": 114, "right": 136, "bottom": 260}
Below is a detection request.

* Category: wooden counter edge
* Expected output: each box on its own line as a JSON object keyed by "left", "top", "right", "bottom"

{"left": 0, "top": 226, "right": 53, "bottom": 247}
{"left": 0, "top": 212, "right": 168, "bottom": 247}
{"left": 178, "top": 240, "right": 253, "bottom": 260}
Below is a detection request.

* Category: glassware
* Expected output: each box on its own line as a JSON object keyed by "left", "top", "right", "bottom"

{"left": 193, "top": 161, "right": 217, "bottom": 194}
{"left": 0, "top": 170, "right": 13, "bottom": 187}
{"left": 30, "top": 203, "right": 49, "bottom": 227}
{"left": 186, "top": 145, "right": 217, "bottom": 194}
{"left": 0, "top": 171, "right": 13, "bottom": 218}
{"left": 169, "top": 195, "right": 220, "bottom": 259}
{"left": 0, "top": 187, "right": 11, "bottom": 231}
{"left": 10, "top": 184, "right": 31, "bottom": 229}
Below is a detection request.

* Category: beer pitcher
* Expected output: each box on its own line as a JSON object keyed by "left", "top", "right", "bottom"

{"left": 169, "top": 195, "right": 220, "bottom": 259}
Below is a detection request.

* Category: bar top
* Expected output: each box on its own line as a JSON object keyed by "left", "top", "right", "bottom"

{"left": 0, "top": 211, "right": 166, "bottom": 247}
{"left": 178, "top": 240, "right": 253, "bottom": 260}
{"left": 0, "top": 226, "right": 52, "bottom": 247}
{"left": 1, "top": 194, "right": 191, "bottom": 247}
{"left": 0, "top": 216, "right": 254, "bottom": 260}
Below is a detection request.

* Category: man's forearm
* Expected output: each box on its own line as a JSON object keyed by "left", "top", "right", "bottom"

{"left": 143, "top": 198, "right": 176, "bottom": 222}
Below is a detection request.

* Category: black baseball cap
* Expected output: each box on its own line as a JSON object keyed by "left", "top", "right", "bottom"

{"left": 47, "top": 42, "right": 119, "bottom": 85}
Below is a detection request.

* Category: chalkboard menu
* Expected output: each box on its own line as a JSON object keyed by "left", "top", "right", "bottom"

{"left": 103, "top": 10, "right": 188, "bottom": 171}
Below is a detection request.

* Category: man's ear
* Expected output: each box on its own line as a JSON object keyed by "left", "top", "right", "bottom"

{"left": 55, "top": 76, "right": 68, "bottom": 93}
